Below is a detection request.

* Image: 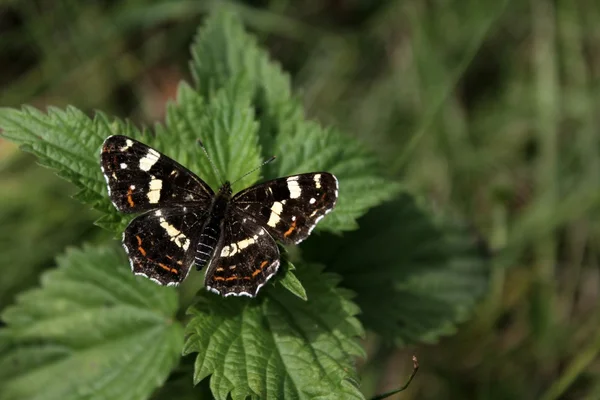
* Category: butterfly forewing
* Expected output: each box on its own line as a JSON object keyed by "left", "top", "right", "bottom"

{"left": 101, "top": 135, "right": 214, "bottom": 213}
{"left": 124, "top": 206, "right": 207, "bottom": 285}
{"left": 204, "top": 215, "right": 280, "bottom": 297}
{"left": 232, "top": 172, "right": 338, "bottom": 244}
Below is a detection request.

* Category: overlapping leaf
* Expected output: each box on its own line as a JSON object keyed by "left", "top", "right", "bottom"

{"left": 0, "top": 245, "right": 183, "bottom": 400}
{"left": 183, "top": 262, "right": 365, "bottom": 400}
{"left": 303, "top": 195, "right": 491, "bottom": 345}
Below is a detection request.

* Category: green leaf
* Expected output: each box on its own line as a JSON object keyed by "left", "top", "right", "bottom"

{"left": 190, "top": 10, "right": 401, "bottom": 233}
{"left": 189, "top": 7, "right": 303, "bottom": 157}
{"left": 0, "top": 153, "right": 98, "bottom": 310}
{"left": 303, "top": 194, "right": 491, "bottom": 345}
{"left": 0, "top": 105, "right": 144, "bottom": 234}
{"left": 158, "top": 78, "right": 262, "bottom": 192}
{"left": 277, "top": 261, "right": 308, "bottom": 301}
{"left": 183, "top": 263, "right": 365, "bottom": 400}
{"left": 0, "top": 245, "right": 183, "bottom": 400}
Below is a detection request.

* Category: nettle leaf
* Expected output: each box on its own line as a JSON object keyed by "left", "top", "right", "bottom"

{"left": 190, "top": 8, "right": 303, "bottom": 156}
{"left": 0, "top": 245, "right": 183, "bottom": 400}
{"left": 277, "top": 261, "right": 308, "bottom": 301}
{"left": 303, "top": 195, "right": 491, "bottom": 345}
{"left": 157, "top": 78, "right": 262, "bottom": 193}
{"left": 0, "top": 154, "right": 98, "bottom": 310}
{"left": 0, "top": 105, "right": 145, "bottom": 234}
{"left": 190, "top": 10, "right": 401, "bottom": 232}
{"left": 183, "top": 263, "right": 365, "bottom": 400}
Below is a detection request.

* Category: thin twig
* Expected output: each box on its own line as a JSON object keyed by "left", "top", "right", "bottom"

{"left": 371, "top": 356, "right": 419, "bottom": 400}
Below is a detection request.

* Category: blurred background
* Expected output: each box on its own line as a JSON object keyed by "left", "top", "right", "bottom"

{"left": 2, "top": 0, "right": 600, "bottom": 399}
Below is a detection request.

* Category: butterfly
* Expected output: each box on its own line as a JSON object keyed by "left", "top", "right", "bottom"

{"left": 100, "top": 135, "right": 338, "bottom": 297}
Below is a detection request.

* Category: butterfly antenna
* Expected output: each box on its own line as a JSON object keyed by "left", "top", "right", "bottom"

{"left": 230, "top": 156, "right": 277, "bottom": 186}
{"left": 197, "top": 139, "right": 224, "bottom": 185}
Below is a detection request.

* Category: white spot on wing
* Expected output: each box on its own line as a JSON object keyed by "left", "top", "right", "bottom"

{"left": 220, "top": 245, "right": 231, "bottom": 257}
{"left": 267, "top": 201, "right": 283, "bottom": 227}
{"left": 181, "top": 238, "right": 190, "bottom": 251}
{"left": 236, "top": 237, "right": 255, "bottom": 250}
{"left": 120, "top": 163, "right": 127, "bottom": 169}
{"left": 120, "top": 139, "right": 134, "bottom": 151}
{"left": 159, "top": 216, "right": 189, "bottom": 250}
{"left": 287, "top": 177, "right": 301, "bottom": 199}
{"left": 309, "top": 198, "right": 316, "bottom": 204}
{"left": 147, "top": 178, "right": 162, "bottom": 203}
{"left": 139, "top": 148, "right": 160, "bottom": 171}
{"left": 314, "top": 174, "right": 321, "bottom": 189}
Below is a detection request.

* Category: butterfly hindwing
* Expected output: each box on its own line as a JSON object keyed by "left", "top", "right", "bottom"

{"left": 204, "top": 215, "right": 280, "bottom": 297}
{"left": 232, "top": 172, "right": 338, "bottom": 244}
{"left": 101, "top": 135, "right": 214, "bottom": 213}
{"left": 123, "top": 206, "right": 207, "bottom": 285}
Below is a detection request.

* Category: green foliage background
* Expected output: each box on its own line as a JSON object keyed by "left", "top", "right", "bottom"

{"left": 0, "top": 1, "right": 598, "bottom": 399}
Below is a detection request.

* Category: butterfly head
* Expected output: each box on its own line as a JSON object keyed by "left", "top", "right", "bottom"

{"left": 218, "top": 181, "right": 233, "bottom": 197}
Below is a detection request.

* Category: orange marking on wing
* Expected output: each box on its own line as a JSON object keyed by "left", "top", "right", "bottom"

{"left": 158, "top": 263, "right": 178, "bottom": 274}
{"left": 213, "top": 276, "right": 225, "bottom": 281}
{"left": 135, "top": 236, "right": 148, "bottom": 256}
{"left": 225, "top": 276, "right": 238, "bottom": 282}
{"left": 283, "top": 220, "right": 297, "bottom": 238}
{"left": 252, "top": 260, "right": 269, "bottom": 277}
{"left": 127, "top": 186, "right": 135, "bottom": 207}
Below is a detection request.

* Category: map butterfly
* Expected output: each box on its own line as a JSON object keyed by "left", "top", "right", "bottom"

{"left": 100, "top": 135, "right": 338, "bottom": 297}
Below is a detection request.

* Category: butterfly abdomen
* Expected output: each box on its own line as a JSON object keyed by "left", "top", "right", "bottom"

{"left": 194, "top": 183, "right": 232, "bottom": 271}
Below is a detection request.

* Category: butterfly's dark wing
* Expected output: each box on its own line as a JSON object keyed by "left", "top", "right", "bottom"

{"left": 100, "top": 135, "right": 214, "bottom": 213}
{"left": 232, "top": 172, "right": 338, "bottom": 244}
{"left": 124, "top": 206, "right": 207, "bottom": 285}
{"left": 204, "top": 214, "right": 280, "bottom": 297}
